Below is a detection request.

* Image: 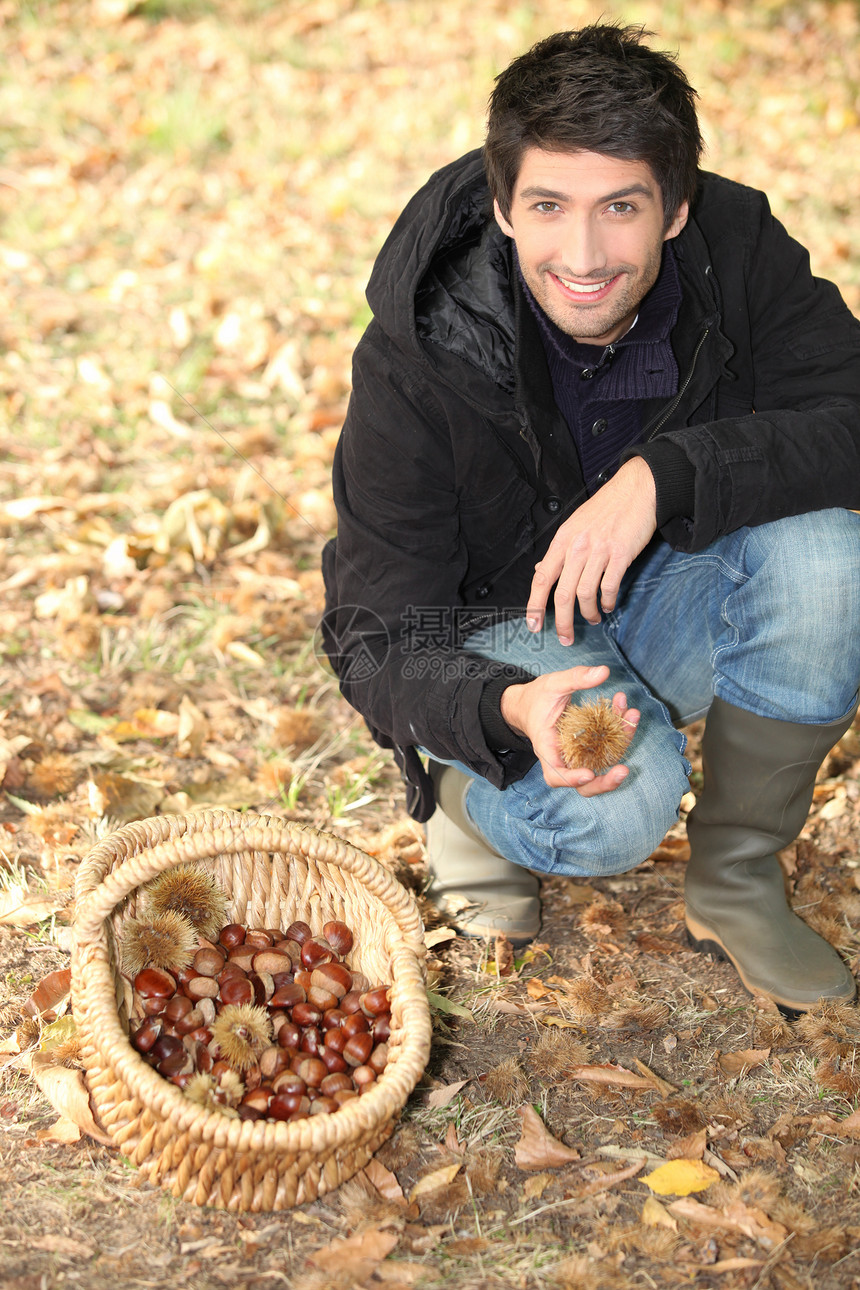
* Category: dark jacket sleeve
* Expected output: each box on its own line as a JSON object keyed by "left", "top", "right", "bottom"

{"left": 653, "top": 187, "right": 860, "bottom": 550}
{"left": 322, "top": 324, "right": 536, "bottom": 792}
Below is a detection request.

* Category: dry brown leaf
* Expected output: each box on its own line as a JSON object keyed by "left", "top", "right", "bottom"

{"left": 667, "top": 1127, "right": 708, "bottom": 1161}
{"left": 641, "top": 1195, "right": 679, "bottom": 1230}
{"left": 37, "top": 1115, "right": 83, "bottom": 1144}
{"left": 717, "top": 1047, "right": 771, "bottom": 1077}
{"left": 522, "top": 1172, "right": 555, "bottom": 1200}
{"left": 633, "top": 1058, "right": 677, "bottom": 1096}
{"left": 30, "top": 1234, "right": 96, "bottom": 1257}
{"left": 307, "top": 1228, "right": 398, "bottom": 1276}
{"left": 577, "top": 1157, "right": 647, "bottom": 1196}
{"left": 22, "top": 968, "right": 71, "bottom": 1021}
{"left": 363, "top": 1158, "right": 406, "bottom": 1205}
{"left": 28, "top": 1052, "right": 113, "bottom": 1146}
{"left": 0, "top": 890, "right": 70, "bottom": 927}
{"left": 176, "top": 694, "right": 208, "bottom": 757}
{"left": 88, "top": 772, "right": 163, "bottom": 822}
{"left": 409, "top": 1163, "right": 461, "bottom": 1200}
{"left": 667, "top": 1197, "right": 789, "bottom": 1249}
{"left": 426, "top": 1079, "right": 468, "bottom": 1109}
{"left": 514, "top": 1104, "right": 581, "bottom": 1170}
{"left": 444, "top": 1121, "right": 462, "bottom": 1154}
{"left": 570, "top": 1063, "right": 657, "bottom": 1090}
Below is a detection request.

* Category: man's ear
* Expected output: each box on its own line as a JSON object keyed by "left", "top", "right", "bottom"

{"left": 493, "top": 198, "right": 515, "bottom": 238}
{"left": 664, "top": 200, "right": 689, "bottom": 242}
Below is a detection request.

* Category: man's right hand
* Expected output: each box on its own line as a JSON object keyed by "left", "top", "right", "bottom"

{"left": 500, "top": 664, "right": 639, "bottom": 792}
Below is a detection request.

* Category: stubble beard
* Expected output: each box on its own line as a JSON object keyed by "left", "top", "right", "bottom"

{"left": 525, "top": 248, "right": 663, "bottom": 345}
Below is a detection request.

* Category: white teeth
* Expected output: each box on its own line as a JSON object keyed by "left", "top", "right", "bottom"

{"left": 558, "top": 276, "right": 609, "bottom": 294}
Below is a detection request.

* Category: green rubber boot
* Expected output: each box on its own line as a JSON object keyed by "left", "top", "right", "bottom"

{"left": 424, "top": 763, "right": 541, "bottom": 944}
{"left": 685, "top": 696, "right": 857, "bottom": 1013}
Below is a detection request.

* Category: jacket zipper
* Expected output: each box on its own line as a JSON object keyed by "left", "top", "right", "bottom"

{"left": 643, "top": 325, "right": 710, "bottom": 441}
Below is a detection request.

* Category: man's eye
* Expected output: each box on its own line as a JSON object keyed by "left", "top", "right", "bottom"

{"left": 608, "top": 202, "right": 635, "bottom": 215}
{"left": 536, "top": 201, "right": 561, "bottom": 213}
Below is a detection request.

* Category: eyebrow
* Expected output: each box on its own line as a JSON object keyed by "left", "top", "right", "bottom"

{"left": 517, "top": 183, "right": 656, "bottom": 205}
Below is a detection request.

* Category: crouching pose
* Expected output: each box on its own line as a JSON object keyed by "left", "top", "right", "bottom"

{"left": 322, "top": 24, "right": 860, "bottom": 1013}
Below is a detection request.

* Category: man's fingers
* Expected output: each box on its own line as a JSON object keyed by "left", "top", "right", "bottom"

{"left": 576, "top": 765, "right": 630, "bottom": 797}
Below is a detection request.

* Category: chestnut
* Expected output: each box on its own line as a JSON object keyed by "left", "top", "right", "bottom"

{"left": 311, "top": 962, "right": 352, "bottom": 999}
{"left": 276, "top": 1021, "right": 302, "bottom": 1051}
{"left": 359, "top": 988, "right": 390, "bottom": 1018}
{"left": 368, "top": 1042, "right": 389, "bottom": 1074}
{"left": 245, "top": 928, "right": 274, "bottom": 950}
{"left": 285, "top": 920, "right": 312, "bottom": 945}
{"left": 307, "top": 985, "right": 339, "bottom": 1013}
{"left": 130, "top": 1018, "right": 162, "bottom": 1054}
{"left": 341, "top": 1012, "right": 369, "bottom": 1038}
{"left": 252, "top": 949, "right": 293, "bottom": 976}
{"left": 270, "top": 982, "right": 306, "bottom": 1010}
{"left": 134, "top": 967, "right": 176, "bottom": 999}
{"left": 300, "top": 939, "right": 336, "bottom": 970}
{"left": 343, "top": 1032, "right": 374, "bottom": 1067}
{"left": 193, "top": 946, "right": 225, "bottom": 977}
{"left": 310, "top": 1096, "right": 339, "bottom": 1116}
{"left": 351, "top": 1063, "right": 377, "bottom": 1088}
{"left": 291, "top": 1001, "right": 322, "bottom": 1028}
{"left": 322, "top": 920, "right": 353, "bottom": 956}
{"left": 219, "top": 923, "right": 246, "bottom": 949}
{"left": 219, "top": 976, "right": 255, "bottom": 1007}
{"left": 299, "top": 1026, "right": 323, "bottom": 1056}
{"left": 293, "top": 1057, "right": 327, "bottom": 1088}
{"left": 185, "top": 975, "right": 220, "bottom": 1001}
{"left": 320, "top": 1072, "right": 353, "bottom": 1097}
{"left": 320, "top": 1048, "right": 348, "bottom": 1074}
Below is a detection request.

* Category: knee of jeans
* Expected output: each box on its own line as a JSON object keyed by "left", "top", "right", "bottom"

{"left": 548, "top": 772, "right": 682, "bottom": 878}
{"left": 753, "top": 511, "right": 860, "bottom": 616}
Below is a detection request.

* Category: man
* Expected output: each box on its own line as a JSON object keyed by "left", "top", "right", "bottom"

{"left": 322, "top": 24, "right": 860, "bottom": 1014}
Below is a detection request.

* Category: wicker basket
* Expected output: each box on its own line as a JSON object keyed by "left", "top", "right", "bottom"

{"left": 71, "top": 809, "right": 432, "bottom": 1211}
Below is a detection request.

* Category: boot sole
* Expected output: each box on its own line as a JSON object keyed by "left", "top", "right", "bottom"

{"left": 684, "top": 917, "right": 856, "bottom": 1018}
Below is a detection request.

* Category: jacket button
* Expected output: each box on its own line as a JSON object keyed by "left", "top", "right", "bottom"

{"left": 591, "top": 418, "right": 607, "bottom": 436}
{"left": 595, "top": 469, "right": 611, "bottom": 485}
{"left": 543, "top": 495, "right": 561, "bottom": 514}
{"left": 475, "top": 583, "right": 491, "bottom": 599}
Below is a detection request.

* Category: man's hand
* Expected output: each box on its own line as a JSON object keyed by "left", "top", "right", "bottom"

{"left": 526, "top": 457, "right": 658, "bottom": 645}
{"left": 500, "top": 663, "right": 640, "bottom": 792}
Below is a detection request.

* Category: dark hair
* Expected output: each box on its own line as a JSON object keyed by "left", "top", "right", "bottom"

{"left": 485, "top": 23, "right": 703, "bottom": 230}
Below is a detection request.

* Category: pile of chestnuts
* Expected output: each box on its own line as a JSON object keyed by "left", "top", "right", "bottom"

{"left": 127, "top": 918, "right": 392, "bottom": 1123}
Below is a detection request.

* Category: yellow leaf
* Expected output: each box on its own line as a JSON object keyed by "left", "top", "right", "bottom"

{"left": 409, "top": 1163, "right": 461, "bottom": 1200}
{"left": 523, "top": 1172, "right": 554, "bottom": 1200}
{"left": 642, "top": 1158, "right": 721, "bottom": 1196}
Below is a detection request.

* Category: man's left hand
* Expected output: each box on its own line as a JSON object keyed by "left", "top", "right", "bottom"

{"left": 526, "top": 457, "right": 658, "bottom": 645}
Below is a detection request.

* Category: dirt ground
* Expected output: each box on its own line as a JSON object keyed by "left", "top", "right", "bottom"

{"left": 2, "top": 2, "right": 860, "bottom": 1288}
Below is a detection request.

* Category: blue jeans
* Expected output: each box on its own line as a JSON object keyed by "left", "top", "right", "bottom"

{"left": 427, "top": 509, "right": 860, "bottom": 879}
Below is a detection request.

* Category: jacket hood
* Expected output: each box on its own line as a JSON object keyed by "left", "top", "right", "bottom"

{"left": 365, "top": 150, "right": 518, "bottom": 400}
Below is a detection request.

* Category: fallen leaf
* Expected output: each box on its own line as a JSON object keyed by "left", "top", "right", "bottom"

{"left": 577, "top": 1157, "right": 647, "bottom": 1197}
{"left": 176, "top": 694, "right": 208, "bottom": 757}
{"left": 28, "top": 1053, "right": 113, "bottom": 1146}
{"left": 307, "top": 1228, "right": 398, "bottom": 1277}
{"left": 409, "top": 1163, "right": 461, "bottom": 1200}
{"left": 667, "top": 1197, "right": 789, "bottom": 1249}
{"left": 570, "top": 1063, "right": 658, "bottom": 1091}
{"left": 667, "top": 1127, "right": 708, "bottom": 1161}
{"left": 426, "top": 1079, "right": 468, "bottom": 1109}
{"left": 641, "top": 1195, "right": 679, "bottom": 1230}
{"left": 22, "top": 968, "right": 71, "bottom": 1021}
{"left": 30, "top": 1234, "right": 95, "bottom": 1257}
{"left": 426, "top": 990, "right": 473, "bottom": 1019}
{"left": 443, "top": 1121, "right": 462, "bottom": 1154}
{"left": 424, "top": 927, "right": 458, "bottom": 948}
{"left": 362, "top": 1158, "right": 406, "bottom": 1205}
{"left": 522, "top": 1172, "right": 554, "bottom": 1200}
{"left": 37, "top": 1115, "right": 82, "bottom": 1144}
{"left": 633, "top": 1058, "right": 677, "bottom": 1097}
{"left": 0, "top": 890, "right": 70, "bottom": 927}
{"left": 641, "top": 1159, "right": 721, "bottom": 1196}
{"left": 717, "top": 1047, "right": 771, "bottom": 1078}
{"left": 536, "top": 1015, "right": 583, "bottom": 1029}
{"left": 514, "top": 1104, "right": 582, "bottom": 1170}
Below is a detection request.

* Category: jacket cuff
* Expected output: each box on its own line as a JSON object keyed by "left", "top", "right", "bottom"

{"left": 625, "top": 440, "right": 696, "bottom": 527}
{"left": 479, "top": 674, "right": 534, "bottom": 753}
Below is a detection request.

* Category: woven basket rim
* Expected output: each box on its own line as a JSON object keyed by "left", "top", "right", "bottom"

{"left": 72, "top": 810, "right": 431, "bottom": 1161}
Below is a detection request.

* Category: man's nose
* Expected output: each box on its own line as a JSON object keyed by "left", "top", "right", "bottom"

{"left": 561, "top": 217, "right": 607, "bottom": 276}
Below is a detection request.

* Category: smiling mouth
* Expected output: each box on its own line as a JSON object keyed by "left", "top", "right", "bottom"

{"left": 551, "top": 272, "right": 621, "bottom": 300}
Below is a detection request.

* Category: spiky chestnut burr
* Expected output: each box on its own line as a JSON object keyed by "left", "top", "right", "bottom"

{"left": 119, "top": 911, "right": 198, "bottom": 979}
{"left": 555, "top": 697, "right": 631, "bottom": 774}
{"left": 140, "top": 863, "right": 229, "bottom": 941}
{"left": 211, "top": 1004, "right": 272, "bottom": 1073}
{"left": 185, "top": 1072, "right": 242, "bottom": 1116}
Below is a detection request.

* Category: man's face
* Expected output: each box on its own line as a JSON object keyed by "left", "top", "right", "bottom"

{"left": 494, "top": 148, "right": 688, "bottom": 347}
